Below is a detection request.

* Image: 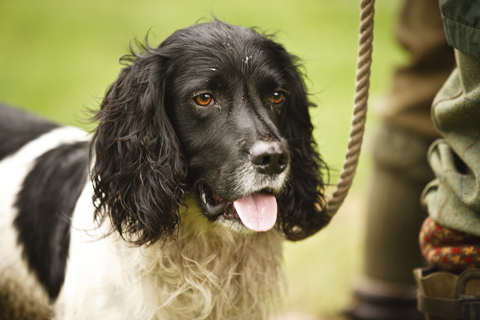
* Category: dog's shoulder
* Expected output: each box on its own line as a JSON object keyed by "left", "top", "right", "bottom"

{"left": 14, "top": 140, "right": 89, "bottom": 300}
{"left": 0, "top": 104, "right": 90, "bottom": 302}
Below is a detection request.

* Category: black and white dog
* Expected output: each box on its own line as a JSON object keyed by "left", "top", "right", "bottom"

{"left": 0, "top": 21, "right": 327, "bottom": 320}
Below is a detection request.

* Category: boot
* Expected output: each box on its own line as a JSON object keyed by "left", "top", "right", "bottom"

{"left": 414, "top": 267, "right": 480, "bottom": 320}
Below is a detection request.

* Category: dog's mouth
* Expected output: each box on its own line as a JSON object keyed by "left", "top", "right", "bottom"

{"left": 199, "top": 184, "right": 277, "bottom": 232}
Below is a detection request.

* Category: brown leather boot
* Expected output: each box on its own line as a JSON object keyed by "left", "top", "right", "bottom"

{"left": 414, "top": 268, "right": 480, "bottom": 320}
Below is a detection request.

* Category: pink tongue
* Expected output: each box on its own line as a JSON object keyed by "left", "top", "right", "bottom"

{"left": 233, "top": 193, "right": 277, "bottom": 232}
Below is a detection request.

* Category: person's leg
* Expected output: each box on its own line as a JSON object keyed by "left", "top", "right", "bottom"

{"left": 413, "top": 1, "right": 480, "bottom": 317}
{"left": 345, "top": 0, "right": 455, "bottom": 319}
{"left": 415, "top": 48, "right": 480, "bottom": 320}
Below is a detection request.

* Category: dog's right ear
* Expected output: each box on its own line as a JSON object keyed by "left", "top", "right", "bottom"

{"left": 90, "top": 46, "right": 187, "bottom": 246}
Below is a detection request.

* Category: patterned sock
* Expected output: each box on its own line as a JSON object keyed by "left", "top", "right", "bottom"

{"left": 419, "top": 217, "right": 480, "bottom": 273}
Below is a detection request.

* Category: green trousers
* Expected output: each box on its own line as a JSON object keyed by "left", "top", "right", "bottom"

{"left": 422, "top": 50, "right": 480, "bottom": 237}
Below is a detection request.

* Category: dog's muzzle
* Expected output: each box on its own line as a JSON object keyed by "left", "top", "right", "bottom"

{"left": 198, "top": 140, "right": 289, "bottom": 232}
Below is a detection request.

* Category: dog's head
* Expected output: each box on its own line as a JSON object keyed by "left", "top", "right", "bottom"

{"left": 91, "top": 21, "right": 328, "bottom": 245}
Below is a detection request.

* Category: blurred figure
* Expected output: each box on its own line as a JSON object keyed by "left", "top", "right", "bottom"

{"left": 345, "top": 0, "right": 455, "bottom": 319}
{"left": 279, "top": 0, "right": 480, "bottom": 318}
{"left": 346, "top": 0, "right": 480, "bottom": 318}
{"left": 413, "top": 0, "right": 480, "bottom": 317}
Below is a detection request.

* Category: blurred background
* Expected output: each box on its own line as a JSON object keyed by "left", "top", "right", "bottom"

{"left": 0, "top": 0, "right": 407, "bottom": 317}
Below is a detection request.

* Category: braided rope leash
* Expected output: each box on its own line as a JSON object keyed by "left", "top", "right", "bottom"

{"left": 325, "top": 0, "right": 375, "bottom": 219}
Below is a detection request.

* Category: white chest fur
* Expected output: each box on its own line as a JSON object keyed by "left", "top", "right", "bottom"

{"left": 56, "top": 194, "right": 284, "bottom": 320}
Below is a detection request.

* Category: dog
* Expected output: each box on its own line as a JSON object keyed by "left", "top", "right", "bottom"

{"left": 0, "top": 20, "right": 328, "bottom": 320}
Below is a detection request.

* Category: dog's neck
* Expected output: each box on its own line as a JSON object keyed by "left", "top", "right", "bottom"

{"left": 119, "top": 197, "right": 285, "bottom": 320}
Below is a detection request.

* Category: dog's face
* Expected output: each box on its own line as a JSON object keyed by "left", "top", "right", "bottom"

{"left": 91, "top": 21, "right": 328, "bottom": 244}
{"left": 164, "top": 23, "right": 294, "bottom": 232}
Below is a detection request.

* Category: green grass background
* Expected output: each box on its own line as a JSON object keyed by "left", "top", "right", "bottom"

{"left": 0, "top": 0, "right": 407, "bottom": 316}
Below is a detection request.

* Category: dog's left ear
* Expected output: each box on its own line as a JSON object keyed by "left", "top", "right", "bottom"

{"left": 268, "top": 42, "right": 329, "bottom": 241}
{"left": 90, "top": 46, "right": 187, "bottom": 245}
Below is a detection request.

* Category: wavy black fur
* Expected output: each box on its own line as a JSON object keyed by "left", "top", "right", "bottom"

{"left": 270, "top": 43, "right": 330, "bottom": 240}
{"left": 90, "top": 20, "right": 328, "bottom": 245}
{"left": 90, "top": 46, "right": 187, "bottom": 246}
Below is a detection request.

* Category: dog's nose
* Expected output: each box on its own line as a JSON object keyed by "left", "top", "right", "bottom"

{"left": 250, "top": 141, "right": 289, "bottom": 175}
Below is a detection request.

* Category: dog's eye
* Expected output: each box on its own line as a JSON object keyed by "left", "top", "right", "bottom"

{"left": 271, "top": 92, "right": 284, "bottom": 104}
{"left": 194, "top": 94, "right": 214, "bottom": 107}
